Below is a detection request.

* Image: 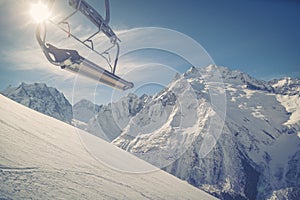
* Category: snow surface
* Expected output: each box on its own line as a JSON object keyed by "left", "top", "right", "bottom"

{"left": 276, "top": 94, "right": 300, "bottom": 127}
{"left": 0, "top": 94, "right": 217, "bottom": 199}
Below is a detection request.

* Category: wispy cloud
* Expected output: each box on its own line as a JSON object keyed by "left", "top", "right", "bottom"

{"left": 117, "top": 27, "right": 214, "bottom": 67}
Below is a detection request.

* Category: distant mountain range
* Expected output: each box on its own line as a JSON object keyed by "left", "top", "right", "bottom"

{"left": 2, "top": 65, "right": 299, "bottom": 200}
{"left": 1, "top": 82, "right": 72, "bottom": 124}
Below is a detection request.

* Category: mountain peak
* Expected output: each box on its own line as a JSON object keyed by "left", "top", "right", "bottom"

{"left": 269, "top": 77, "right": 300, "bottom": 95}
{"left": 197, "top": 65, "right": 300, "bottom": 95}
{"left": 1, "top": 82, "right": 73, "bottom": 123}
{"left": 73, "top": 99, "right": 100, "bottom": 123}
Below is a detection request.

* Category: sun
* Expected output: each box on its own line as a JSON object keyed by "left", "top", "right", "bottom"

{"left": 30, "top": 2, "right": 51, "bottom": 23}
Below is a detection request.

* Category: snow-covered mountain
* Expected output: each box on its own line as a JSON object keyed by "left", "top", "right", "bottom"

{"left": 110, "top": 65, "right": 300, "bottom": 200}
{"left": 269, "top": 77, "right": 300, "bottom": 96}
{"left": 73, "top": 99, "right": 101, "bottom": 123}
{"left": 72, "top": 99, "right": 101, "bottom": 130}
{"left": 1, "top": 82, "right": 73, "bottom": 124}
{"left": 0, "top": 94, "right": 216, "bottom": 199}
{"left": 86, "top": 93, "right": 150, "bottom": 141}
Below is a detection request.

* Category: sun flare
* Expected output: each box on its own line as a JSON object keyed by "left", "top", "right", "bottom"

{"left": 30, "top": 2, "right": 51, "bottom": 23}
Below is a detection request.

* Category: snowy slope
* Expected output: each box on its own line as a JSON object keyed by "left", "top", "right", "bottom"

{"left": 112, "top": 65, "right": 300, "bottom": 200}
{"left": 0, "top": 94, "right": 217, "bottom": 199}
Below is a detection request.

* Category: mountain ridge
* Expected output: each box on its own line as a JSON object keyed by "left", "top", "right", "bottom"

{"left": 1, "top": 82, "right": 73, "bottom": 124}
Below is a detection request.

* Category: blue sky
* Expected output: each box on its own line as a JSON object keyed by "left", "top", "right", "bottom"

{"left": 0, "top": 0, "right": 299, "bottom": 104}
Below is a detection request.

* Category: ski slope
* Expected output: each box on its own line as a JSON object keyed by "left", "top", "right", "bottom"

{"left": 0, "top": 94, "right": 217, "bottom": 199}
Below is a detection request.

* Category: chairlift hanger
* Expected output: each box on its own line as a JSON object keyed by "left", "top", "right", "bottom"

{"left": 35, "top": 0, "right": 134, "bottom": 91}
